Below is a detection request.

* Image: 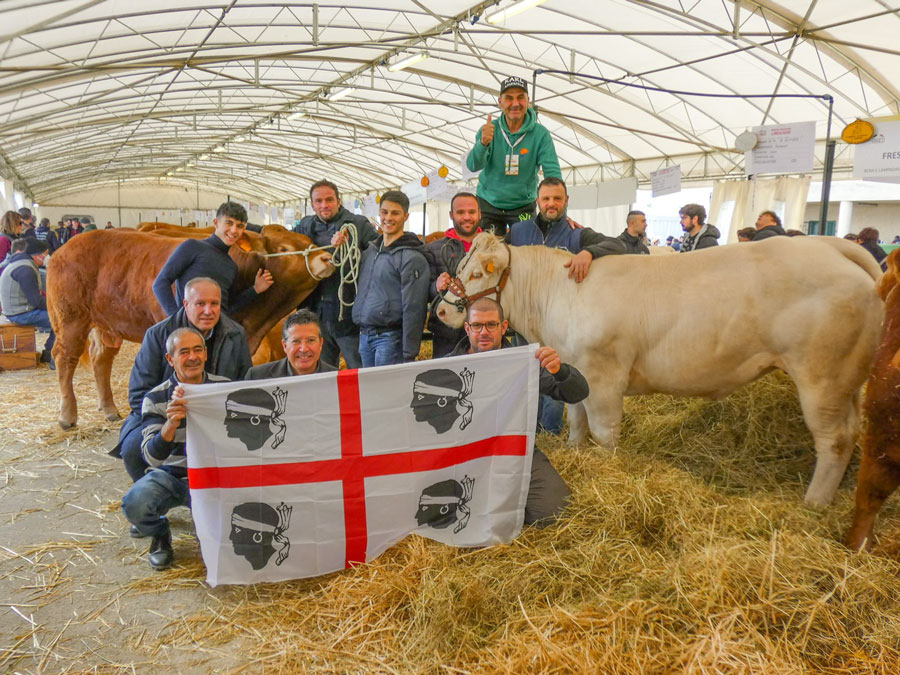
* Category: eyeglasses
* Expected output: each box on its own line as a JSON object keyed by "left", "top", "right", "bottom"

{"left": 467, "top": 321, "right": 501, "bottom": 333}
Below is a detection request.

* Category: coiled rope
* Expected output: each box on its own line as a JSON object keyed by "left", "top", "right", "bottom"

{"left": 264, "top": 223, "right": 361, "bottom": 320}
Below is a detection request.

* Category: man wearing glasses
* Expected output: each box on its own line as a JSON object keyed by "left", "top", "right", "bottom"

{"left": 447, "top": 296, "right": 589, "bottom": 526}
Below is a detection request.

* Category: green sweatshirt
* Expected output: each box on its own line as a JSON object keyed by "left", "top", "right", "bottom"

{"left": 466, "top": 107, "right": 562, "bottom": 210}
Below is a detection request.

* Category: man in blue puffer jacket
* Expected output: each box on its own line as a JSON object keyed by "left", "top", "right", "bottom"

{"left": 346, "top": 190, "right": 429, "bottom": 367}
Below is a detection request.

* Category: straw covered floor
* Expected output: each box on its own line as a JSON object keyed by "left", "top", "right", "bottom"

{"left": 2, "top": 341, "right": 900, "bottom": 673}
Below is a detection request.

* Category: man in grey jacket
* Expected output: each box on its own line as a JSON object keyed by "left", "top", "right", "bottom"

{"left": 342, "top": 190, "right": 429, "bottom": 367}
{"left": 246, "top": 309, "right": 337, "bottom": 379}
{"left": 0, "top": 238, "right": 55, "bottom": 366}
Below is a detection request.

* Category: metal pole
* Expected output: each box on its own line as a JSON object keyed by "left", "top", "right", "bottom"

{"left": 422, "top": 201, "right": 427, "bottom": 239}
{"left": 817, "top": 96, "right": 835, "bottom": 235}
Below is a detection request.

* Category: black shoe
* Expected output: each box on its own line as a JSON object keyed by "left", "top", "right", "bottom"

{"left": 148, "top": 531, "right": 173, "bottom": 570}
{"left": 129, "top": 524, "right": 147, "bottom": 538}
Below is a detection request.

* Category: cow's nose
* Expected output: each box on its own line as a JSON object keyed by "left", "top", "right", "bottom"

{"left": 437, "top": 307, "right": 445, "bottom": 318}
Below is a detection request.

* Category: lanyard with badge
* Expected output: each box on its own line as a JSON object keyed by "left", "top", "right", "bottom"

{"left": 499, "top": 126, "right": 525, "bottom": 176}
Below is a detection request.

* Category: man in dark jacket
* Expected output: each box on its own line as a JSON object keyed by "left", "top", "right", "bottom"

{"left": 506, "top": 176, "right": 623, "bottom": 433}
{"left": 0, "top": 238, "right": 55, "bottom": 366}
{"left": 245, "top": 309, "right": 336, "bottom": 379}
{"left": 114, "top": 277, "right": 252, "bottom": 487}
{"left": 294, "top": 179, "right": 379, "bottom": 369}
{"left": 751, "top": 210, "right": 787, "bottom": 240}
{"left": 424, "top": 192, "right": 482, "bottom": 358}
{"left": 121, "top": 327, "right": 230, "bottom": 570}
{"left": 617, "top": 210, "right": 650, "bottom": 254}
{"left": 152, "top": 201, "right": 273, "bottom": 316}
{"left": 449, "top": 297, "right": 588, "bottom": 526}
{"left": 33, "top": 218, "right": 61, "bottom": 253}
{"left": 346, "top": 190, "right": 429, "bottom": 366}
{"left": 678, "top": 204, "right": 720, "bottom": 251}
{"left": 506, "top": 177, "right": 625, "bottom": 283}
{"left": 18, "top": 207, "right": 35, "bottom": 237}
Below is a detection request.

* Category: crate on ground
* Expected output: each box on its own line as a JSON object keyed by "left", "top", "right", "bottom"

{"left": 0, "top": 316, "right": 37, "bottom": 370}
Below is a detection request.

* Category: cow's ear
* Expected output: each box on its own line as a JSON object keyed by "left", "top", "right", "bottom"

{"left": 485, "top": 259, "right": 495, "bottom": 274}
{"left": 236, "top": 234, "right": 252, "bottom": 252}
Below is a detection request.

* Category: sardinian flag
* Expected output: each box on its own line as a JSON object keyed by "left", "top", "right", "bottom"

{"left": 183, "top": 345, "right": 539, "bottom": 586}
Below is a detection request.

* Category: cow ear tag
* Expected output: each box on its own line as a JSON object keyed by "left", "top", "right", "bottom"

{"left": 485, "top": 260, "right": 495, "bottom": 274}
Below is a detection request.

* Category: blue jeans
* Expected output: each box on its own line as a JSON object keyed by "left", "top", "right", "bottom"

{"left": 359, "top": 329, "right": 404, "bottom": 368}
{"left": 121, "top": 468, "right": 191, "bottom": 537}
{"left": 538, "top": 394, "right": 565, "bottom": 435}
{"left": 8, "top": 308, "right": 55, "bottom": 354}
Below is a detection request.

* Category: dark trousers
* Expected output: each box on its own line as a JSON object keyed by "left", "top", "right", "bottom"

{"left": 525, "top": 448, "right": 570, "bottom": 526}
{"left": 319, "top": 312, "right": 361, "bottom": 369}
{"left": 116, "top": 413, "right": 149, "bottom": 482}
{"left": 477, "top": 197, "right": 535, "bottom": 237}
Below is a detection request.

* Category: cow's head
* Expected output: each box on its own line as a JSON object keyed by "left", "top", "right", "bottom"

{"left": 257, "top": 226, "right": 335, "bottom": 282}
{"left": 435, "top": 233, "right": 510, "bottom": 329}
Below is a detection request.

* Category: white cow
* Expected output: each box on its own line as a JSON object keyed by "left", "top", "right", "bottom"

{"left": 436, "top": 234, "right": 883, "bottom": 507}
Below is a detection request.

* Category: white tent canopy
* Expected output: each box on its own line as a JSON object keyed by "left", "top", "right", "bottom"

{"left": 0, "top": 0, "right": 898, "bottom": 206}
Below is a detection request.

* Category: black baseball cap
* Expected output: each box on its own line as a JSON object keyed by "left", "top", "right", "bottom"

{"left": 499, "top": 76, "right": 528, "bottom": 95}
{"left": 24, "top": 238, "right": 49, "bottom": 255}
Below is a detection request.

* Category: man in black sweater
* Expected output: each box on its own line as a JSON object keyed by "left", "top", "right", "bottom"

{"left": 448, "top": 297, "right": 589, "bottom": 526}
{"left": 152, "top": 201, "right": 274, "bottom": 316}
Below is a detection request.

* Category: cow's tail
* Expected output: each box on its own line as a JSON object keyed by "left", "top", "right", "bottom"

{"left": 815, "top": 237, "right": 883, "bottom": 284}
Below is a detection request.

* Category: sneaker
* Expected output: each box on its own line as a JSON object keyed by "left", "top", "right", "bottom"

{"left": 148, "top": 531, "right": 174, "bottom": 570}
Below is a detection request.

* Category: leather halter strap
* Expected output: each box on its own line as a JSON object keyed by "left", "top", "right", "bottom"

{"left": 446, "top": 266, "right": 511, "bottom": 313}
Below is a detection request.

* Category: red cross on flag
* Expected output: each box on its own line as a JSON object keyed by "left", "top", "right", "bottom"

{"left": 183, "top": 345, "right": 539, "bottom": 586}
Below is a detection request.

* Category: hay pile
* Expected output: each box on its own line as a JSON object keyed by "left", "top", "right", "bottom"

{"left": 131, "top": 372, "right": 900, "bottom": 673}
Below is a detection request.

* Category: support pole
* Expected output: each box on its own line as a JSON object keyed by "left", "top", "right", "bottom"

{"left": 818, "top": 96, "right": 835, "bottom": 235}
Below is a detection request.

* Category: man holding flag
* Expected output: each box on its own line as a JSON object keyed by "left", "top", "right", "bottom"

{"left": 121, "top": 327, "right": 230, "bottom": 571}
{"left": 449, "top": 297, "right": 588, "bottom": 525}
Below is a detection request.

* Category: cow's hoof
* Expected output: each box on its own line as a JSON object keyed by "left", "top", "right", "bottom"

{"left": 58, "top": 420, "right": 77, "bottom": 430}
{"left": 104, "top": 411, "right": 121, "bottom": 422}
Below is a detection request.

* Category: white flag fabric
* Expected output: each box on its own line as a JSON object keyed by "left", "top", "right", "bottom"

{"left": 183, "top": 345, "right": 539, "bottom": 586}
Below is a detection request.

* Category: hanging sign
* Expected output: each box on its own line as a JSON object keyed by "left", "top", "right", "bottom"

{"left": 853, "top": 120, "right": 900, "bottom": 182}
{"left": 744, "top": 121, "right": 816, "bottom": 175}
{"left": 650, "top": 165, "right": 682, "bottom": 197}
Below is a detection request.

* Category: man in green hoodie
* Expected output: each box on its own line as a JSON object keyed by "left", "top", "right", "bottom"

{"left": 466, "top": 76, "right": 562, "bottom": 236}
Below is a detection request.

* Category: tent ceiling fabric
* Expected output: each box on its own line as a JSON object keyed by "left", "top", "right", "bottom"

{"left": 0, "top": 0, "right": 898, "bottom": 204}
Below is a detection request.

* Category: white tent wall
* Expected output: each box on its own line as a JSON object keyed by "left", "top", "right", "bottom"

{"left": 40, "top": 183, "right": 276, "bottom": 229}
{"left": 711, "top": 176, "right": 811, "bottom": 244}
{"left": 803, "top": 202, "right": 900, "bottom": 240}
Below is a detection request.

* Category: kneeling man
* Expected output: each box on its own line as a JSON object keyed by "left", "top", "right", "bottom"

{"left": 121, "top": 327, "right": 230, "bottom": 570}
{"left": 449, "top": 297, "right": 589, "bottom": 525}
{"left": 245, "top": 309, "right": 336, "bottom": 379}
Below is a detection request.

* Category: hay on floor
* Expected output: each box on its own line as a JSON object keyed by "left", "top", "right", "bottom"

{"left": 122, "top": 371, "right": 900, "bottom": 673}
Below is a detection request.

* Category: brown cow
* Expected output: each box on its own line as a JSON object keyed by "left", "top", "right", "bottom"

{"left": 846, "top": 249, "right": 900, "bottom": 550}
{"left": 47, "top": 228, "right": 333, "bottom": 429}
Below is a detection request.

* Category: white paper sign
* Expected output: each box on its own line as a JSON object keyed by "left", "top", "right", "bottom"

{"left": 283, "top": 208, "right": 295, "bottom": 226}
{"left": 651, "top": 165, "right": 682, "bottom": 197}
{"left": 853, "top": 120, "right": 900, "bottom": 183}
{"left": 425, "top": 169, "right": 458, "bottom": 202}
{"left": 461, "top": 150, "right": 481, "bottom": 181}
{"left": 183, "top": 347, "right": 539, "bottom": 586}
{"left": 745, "top": 121, "right": 816, "bottom": 175}
{"left": 363, "top": 194, "right": 378, "bottom": 220}
{"left": 401, "top": 179, "right": 428, "bottom": 207}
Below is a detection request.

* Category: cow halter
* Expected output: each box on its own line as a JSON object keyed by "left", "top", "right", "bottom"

{"left": 446, "top": 263, "right": 511, "bottom": 313}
